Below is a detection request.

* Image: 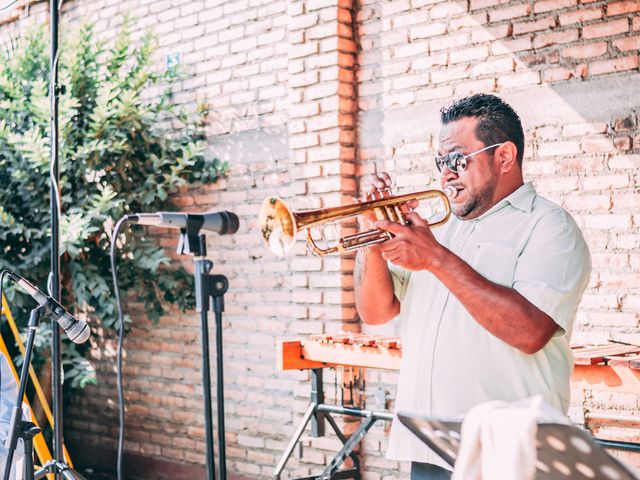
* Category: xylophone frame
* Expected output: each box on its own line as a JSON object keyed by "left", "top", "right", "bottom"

{"left": 274, "top": 368, "right": 393, "bottom": 480}
{"left": 276, "top": 335, "right": 640, "bottom": 479}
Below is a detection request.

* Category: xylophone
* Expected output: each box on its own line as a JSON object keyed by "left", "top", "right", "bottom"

{"left": 280, "top": 334, "right": 640, "bottom": 388}
{"left": 275, "top": 334, "right": 640, "bottom": 479}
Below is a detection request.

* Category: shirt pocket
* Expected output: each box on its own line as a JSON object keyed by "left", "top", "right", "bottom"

{"left": 472, "top": 242, "right": 518, "bottom": 287}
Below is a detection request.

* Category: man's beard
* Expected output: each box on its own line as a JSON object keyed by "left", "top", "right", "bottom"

{"left": 452, "top": 178, "right": 498, "bottom": 220}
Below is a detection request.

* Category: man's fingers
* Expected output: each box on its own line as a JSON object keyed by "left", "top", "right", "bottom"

{"left": 405, "top": 199, "right": 419, "bottom": 210}
{"left": 361, "top": 172, "right": 393, "bottom": 195}
{"left": 375, "top": 220, "right": 407, "bottom": 235}
{"left": 403, "top": 211, "right": 428, "bottom": 227}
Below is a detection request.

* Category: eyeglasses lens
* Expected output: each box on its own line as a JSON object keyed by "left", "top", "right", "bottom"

{"left": 435, "top": 152, "right": 466, "bottom": 173}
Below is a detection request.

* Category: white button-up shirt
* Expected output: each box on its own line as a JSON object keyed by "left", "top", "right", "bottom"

{"left": 386, "top": 182, "right": 591, "bottom": 467}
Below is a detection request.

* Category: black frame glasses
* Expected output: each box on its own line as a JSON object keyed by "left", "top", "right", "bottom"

{"left": 434, "top": 143, "right": 505, "bottom": 173}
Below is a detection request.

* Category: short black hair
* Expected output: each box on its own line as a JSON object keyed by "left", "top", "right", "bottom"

{"left": 440, "top": 94, "right": 525, "bottom": 165}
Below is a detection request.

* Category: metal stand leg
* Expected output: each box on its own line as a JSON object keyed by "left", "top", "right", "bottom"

{"left": 274, "top": 403, "right": 319, "bottom": 479}
{"left": 274, "top": 368, "right": 393, "bottom": 480}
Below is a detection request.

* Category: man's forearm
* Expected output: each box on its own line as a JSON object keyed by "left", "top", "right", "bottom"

{"left": 354, "top": 248, "right": 400, "bottom": 325}
{"left": 431, "top": 247, "right": 558, "bottom": 354}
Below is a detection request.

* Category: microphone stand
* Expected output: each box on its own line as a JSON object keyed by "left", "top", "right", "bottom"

{"left": 1, "top": 303, "right": 87, "bottom": 480}
{"left": 2, "top": 305, "right": 45, "bottom": 480}
{"left": 36, "top": 1, "right": 85, "bottom": 479}
{"left": 176, "top": 219, "right": 229, "bottom": 480}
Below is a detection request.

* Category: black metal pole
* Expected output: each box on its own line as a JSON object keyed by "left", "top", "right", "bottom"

{"left": 214, "top": 306, "right": 226, "bottom": 480}
{"left": 49, "top": 1, "right": 64, "bottom": 479}
{"left": 195, "top": 258, "right": 216, "bottom": 480}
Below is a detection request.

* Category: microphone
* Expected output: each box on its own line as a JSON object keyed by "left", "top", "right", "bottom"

{"left": 8, "top": 273, "right": 90, "bottom": 344}
{"left": 126, "top": 211, "right": 239, "bottom": 235}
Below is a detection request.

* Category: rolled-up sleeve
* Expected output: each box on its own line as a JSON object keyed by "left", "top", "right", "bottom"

{"left": 513, "top": 209, "right": 591, "bottom": 337}
{"left": 389, "top": 263, "right": 411, "bottom": 302}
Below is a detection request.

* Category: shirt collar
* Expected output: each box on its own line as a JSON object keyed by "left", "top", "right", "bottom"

{"left": 472, "top": 182, "right": 536, "bottom": 221}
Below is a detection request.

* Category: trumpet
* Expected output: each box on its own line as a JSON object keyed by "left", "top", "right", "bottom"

{"left": 259, "top": 187, "right": 455, "bottom": 256}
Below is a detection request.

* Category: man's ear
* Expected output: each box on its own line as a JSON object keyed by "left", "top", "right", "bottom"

{"left": 496, "top": 141, "right": 518, "bottom": 173}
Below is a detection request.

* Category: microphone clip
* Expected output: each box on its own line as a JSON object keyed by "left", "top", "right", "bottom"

{"left": 176, "top": 215, "right": 208, "bottom": 257}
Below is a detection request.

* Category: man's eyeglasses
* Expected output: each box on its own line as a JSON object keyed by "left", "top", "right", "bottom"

{"left": 434, "top": 143, "right": 505, "bottom": 173}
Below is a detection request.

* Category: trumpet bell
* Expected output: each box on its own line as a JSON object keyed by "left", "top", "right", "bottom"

{"left": 260, "top": 197, "right": 297, "bottom": 256}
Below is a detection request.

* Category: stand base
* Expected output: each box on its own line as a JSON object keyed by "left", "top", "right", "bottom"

{"left": 35, "top": 461, "right": 88, "bottom": 480}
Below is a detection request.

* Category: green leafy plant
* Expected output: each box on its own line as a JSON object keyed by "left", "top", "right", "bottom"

{"left": 0, "top": 22, "right": 226, "bottom": 389}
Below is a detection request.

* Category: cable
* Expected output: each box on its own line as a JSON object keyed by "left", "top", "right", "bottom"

{"left": 110, "top": 217, "right": 129, "bottom": 480}
{"left": 0, "top": 0, "right": 18, "bottom": 11}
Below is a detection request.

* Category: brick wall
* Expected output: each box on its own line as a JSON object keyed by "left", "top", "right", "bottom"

{"left": 1, "top": 0, "right": 639, "bottom": 477}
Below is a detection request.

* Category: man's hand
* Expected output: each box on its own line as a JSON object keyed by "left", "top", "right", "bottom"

{"left": 375, "top": 212, "right": 445, "bottom": 272}
{"left": 359, "top": 172, "right": 418, "bottom": 230}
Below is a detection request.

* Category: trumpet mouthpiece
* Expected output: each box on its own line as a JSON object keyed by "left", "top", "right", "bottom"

{"left": 444, "top": 186, "right": 458, "bottom": 199}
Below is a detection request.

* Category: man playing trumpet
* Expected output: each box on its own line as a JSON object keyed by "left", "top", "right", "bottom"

{"left": 354, "top": 94, "right": 591, "bottom": 479}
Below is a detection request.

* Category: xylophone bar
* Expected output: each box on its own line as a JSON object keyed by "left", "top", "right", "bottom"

{"left": 279, "top": 334, "right": 402, "bottom": 371}
{"left": 279, "top": 335, "right": 640, "bottom": 394}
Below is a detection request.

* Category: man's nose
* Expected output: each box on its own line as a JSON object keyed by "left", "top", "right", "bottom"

{"left": 440, "top": 164, "right": 458, "bottom": 183}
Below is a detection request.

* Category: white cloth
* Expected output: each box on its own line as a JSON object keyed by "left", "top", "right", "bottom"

{"left": 452, "top": 396, "right": 570, "bottom": 480}
{"left": 386, "top": 182, "right": 591, "bottom": 468}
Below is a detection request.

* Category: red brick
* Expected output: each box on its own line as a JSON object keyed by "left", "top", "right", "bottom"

{"left": 472, "top": 24, "right": 512, "bottom": 43}
{"left": 430, "top": 33, "right": 469, "bottom": 51}
{"left": 517, "top": 51, "right": 559, "bottom": 68}
{"left": 534, "top": 0, "right": 577, "bottom": 13}
{"left": 562, "top": 122, "right": 608, "bottom": 136}
{"left": 584, "top": 214, "right": 632, "bottom": 230}
{"left": 409, "top": 23, "right": 447, "bottom": 40}
{"left": 449, "top": 45, "right": 489, "bottom": 64}
{"left": 381, "top": 0, "right": 410, "bottom": 15}
{"left": 490, "top": 37, "right": 533, "bottom": 55}
{"left": 613, "top": 136, "right": 632, "bottom": 151}
{"left": 337, "top": 7, "right": 351, "bottom": 23}
{"left": 450, "top": 13, "right": 488, "bottom": 31}
{"left": 559, "top": 7, "right": 603, "bottom": 26}
{"left": 391, "top": 73, "right": 430, "bottom": 90}
{"left": 497, "top": 71, "right": 541, "bottom": 88}
{"left": 307, "top": 0, "right": 339, "bottom": 10}
{"left": 454, "top": 78, "right": 497, "bottom": 96}
{"left": 415, "top": 85, "right": 455, "bottom": 101}
{"left": 583, "top": 18, "right": 629, "bottom": 39}
{"left": 589, "top": 55, "right": 639, "bottom": 76}
{"left": 613, "top": 115, "right": 637, "bottom": 131}
{"left": 561, "top": 42, "right": 608, "bottom": 59}
{"left": 513, "top": 16, "right": 556, "bottom": 35}
{"left": 537, "top": 140, "right": 581, "bottom": 157}
{"left": 634, "top": 16, "right": 640, "bottom": 31}
{"left": 470, "top": 0, "right": 510, "bottom": 10}
{"left": 488, "top": 3, "right": 531, "bottom": 22}
{"left": 473, "top": 57, "right": 515, "bottom": 76}
{"left": 607, "top": 0, "right": 640, "bottom": 16}
{"left": 613, "top": 36, "right": 640, "bottom": 51}
{"left": 533, "top": 29, "right": 579, "bottom": 49}
{"left": 431, "top": 2, "right": 467, "bottom": 19}
{"left": 289, "top": 42, "right": 319, "bottom": 59}
{"left": 431, "top": 66, "right": 470, "bottom": 84}
{"left": 392, "top": 42, "right": 429, "bottom": 59}
{"left": 582, "top": 173, "right": 630, "bottom": 190}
